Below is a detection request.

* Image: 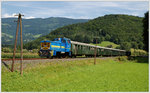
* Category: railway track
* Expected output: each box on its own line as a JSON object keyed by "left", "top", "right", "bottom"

{"left": 2, "top": 56, "right": 110, "bottom": 61}
{"left": 2, "top": 58, "right": 49, "bottom": 61}
{"left": 1, "top": 57, "right": 116, "bottom": 71}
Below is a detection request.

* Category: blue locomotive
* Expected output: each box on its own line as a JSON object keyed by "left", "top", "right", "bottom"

{"left": 38, "top": 37, "right": 72, "bottom": 58}
{"left": 38, "top": 37, "right": 131, "bottom": 58}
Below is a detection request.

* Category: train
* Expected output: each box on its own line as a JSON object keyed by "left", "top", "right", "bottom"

{"left": 38, "top": 37, "right": 131, "bottom": 58}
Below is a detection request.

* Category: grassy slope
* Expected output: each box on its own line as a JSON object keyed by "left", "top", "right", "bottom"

{"left": 91, "top": 41, "right": 120, "bottom": 48}
{"left": 33, "top": 34, "right": 42, "bottom": 38}
{"left": 2, "top": 57, "right": 148, "bottom": 92}
{"left": 2, "top": 33, "right": 13, "bottom": 38}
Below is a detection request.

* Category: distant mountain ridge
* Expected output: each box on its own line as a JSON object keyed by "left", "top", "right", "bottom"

{"left": 2, "top": 17, "right": 89, "bottom": 45}
{"left": 24, "top": 14, "right": 144, "bottom": 50}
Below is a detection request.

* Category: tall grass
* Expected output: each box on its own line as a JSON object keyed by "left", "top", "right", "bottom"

{"left": 2, "top": 57, "right": 148, "bottom": 92}
{"left": 1, "top": 52, "right": 40, "bottom": 59}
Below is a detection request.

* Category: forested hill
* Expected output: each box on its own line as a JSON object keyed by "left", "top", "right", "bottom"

{"left": 2, "top": 17, "right": 89, "bottom": 45}
{"left": 25, "top": 14, "right": 144, "bottom": 50}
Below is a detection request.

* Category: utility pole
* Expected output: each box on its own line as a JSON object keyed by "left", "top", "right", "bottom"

{"left": 94, "top": 38, "right": 97, "bottom": 65}
{"left": 94, "top": 37, "right": 99, "bottom": 65}
{"left": 11, "top": 13, "right": 24, "bottom": 75}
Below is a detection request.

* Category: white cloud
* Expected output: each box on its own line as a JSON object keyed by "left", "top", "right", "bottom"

{"left": 2, "top": 1, "right": 148, "bottom": 19}
{"left": 2, "top": 13, "right": 18, "bottom": 18}
{"left": 23, "top": 16, "right": 35, "bottom": 19}
{"left": 2, "top": 13, "right": 36, "bottom": 19}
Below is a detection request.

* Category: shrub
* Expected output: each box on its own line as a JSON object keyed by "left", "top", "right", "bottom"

{"left": 118, "top": 56, "right": 128, "bottom": 62}
{"left": 130, "top": 48, "right": 148, "bottom": 56}
{"left": 2, "top": 47, "right": 12, "bottom": 53}
{"left": 32, "top": 49, "right": 39, "bottom": 53}
{"left": 23, "top": 49, "right": 28, "bottom": 53}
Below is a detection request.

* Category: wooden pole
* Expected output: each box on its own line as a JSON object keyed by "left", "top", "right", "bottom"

{"left": 19, "top": 14, "right": 23, "bottom": 75}
{"left": 94, "top": 38, "right": 97, "bottom": 65}
{"left": 11, "top": 17, "right": 20, "bottom": 72}
{"left": 11, "top": 13, "right": 24, "bottom": 74}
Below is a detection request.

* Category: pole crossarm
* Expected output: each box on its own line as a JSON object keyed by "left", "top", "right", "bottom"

{"left": 14, "top": 13, "right": 24, "bottom": 17}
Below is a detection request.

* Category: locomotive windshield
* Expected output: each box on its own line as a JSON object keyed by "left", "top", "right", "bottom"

{"left": 41, "top": 41, "right": 50, "bottom": 50}
{"left": 53, "top": 38, "right": 60, "bottom": 41}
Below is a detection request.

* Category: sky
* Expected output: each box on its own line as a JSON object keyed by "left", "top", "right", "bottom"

{"left": 1, "top": 1, "right": 149, "bottom": 19}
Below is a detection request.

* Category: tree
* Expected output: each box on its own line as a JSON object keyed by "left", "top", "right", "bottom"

{"left": 84, "top": 35, "right": 91, "bottom": 43}
{"left": 120, "top": 42, "right": 131, "bottom": 51}
{"left": 74, "top": 34, "right": 84, "bottom": 42}
{"left": 131, "top": 42, "right": 138, "bottom": 56}
{"left": 105, "top": 34, "right": 111, "bottom": 41}
{"left": 138, "top": 42, "right": 144, "bottom": 49}
{"left": 143, "top": 11, "right": 149, "bottom": 52}
{"left": 132, "top": 42, "right": 138, "bottom": 49}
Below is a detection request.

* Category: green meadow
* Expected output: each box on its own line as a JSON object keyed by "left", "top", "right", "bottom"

{"left": 1, "top": 57, "right": 148, "bottom": 92}
{"left": 91, "top": 41, "right": 120, "bottom": 48}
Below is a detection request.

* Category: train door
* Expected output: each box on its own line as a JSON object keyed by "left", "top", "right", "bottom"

{"left": 61, "top": 39, "right": 66, "bottom": 52}
{"left": 66, "top": 40, "right": 71, "bottom": 52}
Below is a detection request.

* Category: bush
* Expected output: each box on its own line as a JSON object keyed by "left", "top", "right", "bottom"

{"left": 23, "top": 49, "right": 28, "bottom": 53}
{"left": 2, "top": 47, "right": 12, "bottom": 53}
{"left": 32, "top": 49, "right": 39, "bottom": 53}
{"left": 118, "top": 56, "right": 128, "bottom": 62}
{"left": 130, "top": 48, "right": 148, "bottom": 56}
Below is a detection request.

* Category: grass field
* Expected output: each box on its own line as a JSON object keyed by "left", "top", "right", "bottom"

{"left": 91, "top": 41, "right": 120, "bottom": 48}
{"left": 1, "top": 57, "right": 148, "bottom": 92}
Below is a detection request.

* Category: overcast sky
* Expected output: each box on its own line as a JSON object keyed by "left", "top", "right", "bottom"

{"left": 1, "top": 1, "right": 149, "bottom": 19}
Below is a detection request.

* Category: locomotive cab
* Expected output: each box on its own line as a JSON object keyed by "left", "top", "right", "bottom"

{"left": 38, "top": 40, "right": 51, "bottom": 58}
{"left": 39, "top": 38, "right": 71, "bottom": 58}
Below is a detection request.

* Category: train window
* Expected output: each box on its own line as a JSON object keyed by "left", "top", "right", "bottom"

{"left": 78, "top": 45, "right": 80, "bottom": 49}
{"left": 91, "top": 47, "right": 94, "bottom": 50}
{"left": 47, "top": 43, "right": 50, "bottom": 47}
{"left": 53, "top": 38, "right": 60, "bottom": 41}
{"left": 61, "top": 39, "right": 66, "bottom": 43}
{"left": 83, "top": 46, "right": 85, "bottom": 49}
{"left": 67, "top": 40, "right": 70, "bottom": 43}
{"left": 75, "top": 45, "right": 77, "bottom": 49}
{"left": 53, "top": 38, "right": 57, "bottom": 41}
{"left": 41, "top": 43, "right": 44, "bottom": 47}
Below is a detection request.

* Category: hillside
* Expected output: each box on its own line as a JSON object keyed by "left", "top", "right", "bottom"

{"left": 2, "top": 17, "right": 89, "bottom": 45}
{"left": 90, "top": 41, "right": 120, "bottom": 49}
{"left": 24, "top": 14, "right": 144, "bottom": 50}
